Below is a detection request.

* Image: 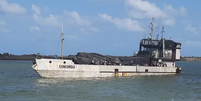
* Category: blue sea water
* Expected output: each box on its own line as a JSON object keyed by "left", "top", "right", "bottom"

{"left": 0, "top": 60, "right": 201, "bottom": 101}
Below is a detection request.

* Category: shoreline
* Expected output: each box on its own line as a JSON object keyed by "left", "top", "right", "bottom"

{"left": 1, "top": 53, "right": 201, "bottom": 62}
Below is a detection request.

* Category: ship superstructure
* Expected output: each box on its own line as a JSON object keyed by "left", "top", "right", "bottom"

{"left": 137, "top": 18, "right": 181, "bottom": 68}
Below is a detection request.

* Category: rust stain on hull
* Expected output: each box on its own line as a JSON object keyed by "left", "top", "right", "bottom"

{"left": 122, "top": 73, "right": 127, "bottom": 77}
{"left": 115, "top": 72, "right": 119, "bottom": 77}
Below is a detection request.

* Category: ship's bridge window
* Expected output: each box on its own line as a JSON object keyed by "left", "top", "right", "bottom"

{"left": 176, "top": 45, "right": 181, "bottom": 48}
{"left": 49, "top": 61, "right": 52, "bottom": 63}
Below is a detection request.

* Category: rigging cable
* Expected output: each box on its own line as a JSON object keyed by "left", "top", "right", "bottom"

{"left": 54, "top": 34, "right": 61, "bottom": 55}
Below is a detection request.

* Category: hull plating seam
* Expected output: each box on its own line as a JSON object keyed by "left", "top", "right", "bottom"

{"left": 100, "top": 71, "right": 177, "bottom": 73}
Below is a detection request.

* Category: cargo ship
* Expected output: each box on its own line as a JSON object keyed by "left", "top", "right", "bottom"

{"left": 32, "top": 18, "right": 182, "bottom": 78}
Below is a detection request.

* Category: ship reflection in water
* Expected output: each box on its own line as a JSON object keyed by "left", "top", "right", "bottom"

{"left": 34, "top": 77, "right": 114, "bottom": 87}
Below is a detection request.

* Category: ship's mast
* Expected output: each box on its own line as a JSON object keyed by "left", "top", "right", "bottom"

{"left": 61, "top": 26, "right": 64, "bottom": 59}
{"left": 161, "top": 26, "right": 165, "bottom": 39}
{"left": 150, "top": 17, "right": 154, "bottom": 40}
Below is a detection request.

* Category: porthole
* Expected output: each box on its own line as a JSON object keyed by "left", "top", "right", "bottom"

{"left": 49, "top": 61, "right": 52, "bottom": 63}
{"left": 63, "top": 61, "right": 66, "bottom": 64}
{"left": 145, "top": 69, "right": 148, "bottom": 72}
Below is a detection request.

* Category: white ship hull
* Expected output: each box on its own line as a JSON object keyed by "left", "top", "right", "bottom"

{"left": 32, "top": 59, "right": 181, "bottom": 78}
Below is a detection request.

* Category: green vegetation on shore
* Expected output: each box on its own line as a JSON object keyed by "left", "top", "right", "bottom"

{"left": 180, "top": 56, "right": 201, "bottom": 61}
{"left": 0, "top": 53, "right": 55, "bottom": 60}
{"left": 0, "top": 53, "right": 201, "bottom": 61}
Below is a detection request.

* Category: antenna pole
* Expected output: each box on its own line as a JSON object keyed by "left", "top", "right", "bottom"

{"left": 161, "top": 26, "right": 165, "bottom": 39}
{"left": 61, "top": 26, "right": 64, "bottom": 59}
{"left": 150, "top": 17, "right": 154, "bottom": 40}
{"left": 156, "top": 34, "right": 159, "bottom": 40}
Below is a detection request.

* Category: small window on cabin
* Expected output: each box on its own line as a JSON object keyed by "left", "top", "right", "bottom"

{"left": 115, "top": 69, "right": 119, "bottom": 72}
{"left": 145, "top": 69, "right": 148, "bottom": 72}
{"left": 64, "top": 61, "right": 66, "bottom": 64}
{"left": 49, "top": 61, "right": 52, "bottom": 63}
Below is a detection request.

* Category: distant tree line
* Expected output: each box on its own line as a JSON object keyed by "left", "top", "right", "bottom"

{"left": 181, "top": 56, "right": 201, "bottom": 58}
{"left": 180, "top": 56, "right": 201, "bottom": 61}
{"left": 0, "top": 53, "right": 60, "bottom": 60}
{"left": 0, "top": 52, "right": 201, "bottom": 61}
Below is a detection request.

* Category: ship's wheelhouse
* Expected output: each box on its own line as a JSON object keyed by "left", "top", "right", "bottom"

{"left": 137, "top": 38, "right": 181, "bottom": 66}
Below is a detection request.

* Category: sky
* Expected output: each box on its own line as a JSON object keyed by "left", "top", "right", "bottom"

{"left": 0, "top": 0, "right": 201, "bottom": 56}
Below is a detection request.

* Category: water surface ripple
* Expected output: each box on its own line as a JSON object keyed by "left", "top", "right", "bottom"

{"left": 0, "top": 61, "right": 201, "bottom": 101}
